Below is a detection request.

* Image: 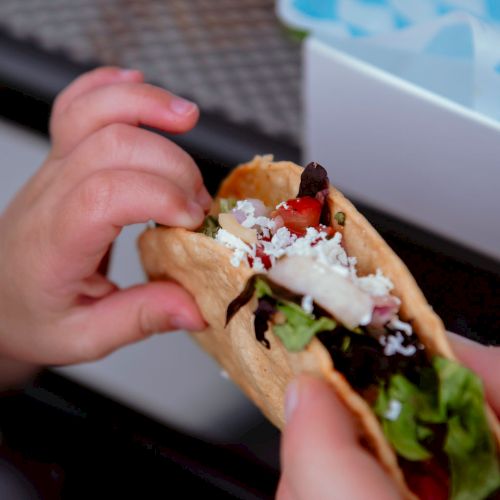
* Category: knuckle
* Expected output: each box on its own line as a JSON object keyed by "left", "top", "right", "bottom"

{"left": 98, "top": 123, "right": 136, "bottom": 159}
{"left": 161, "top": 147, "right": 202, "bottom": 192}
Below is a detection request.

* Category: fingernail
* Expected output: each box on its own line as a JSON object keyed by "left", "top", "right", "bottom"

{"left": 170, "top": 97, "right": 197, "bottom": 116}
{"left": 285, "top": 379, "right": 299, "bottom": 423}
{"left": 188, "top": 200, "right": 204, "bottom": 219}
{"left": 118, "top": 69, "right": 143, "bottom": 80}
{"left": 196, "top": 187, "right": 213, "bottom": 211}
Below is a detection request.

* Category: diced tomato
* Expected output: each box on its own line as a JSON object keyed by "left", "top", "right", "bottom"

{"left": 315, "top": 224, "right": 334, "bottom": 237}
{"left": 403, "top": 459, "right": 449, "bottom": 500}
{"left": 273, "top": 197, "right": 322, "bottom": 236}
{"left": 409, "top": 476, "right": 448, "bottom": 500}
{"left": 248, "top": 245, "right": 272, "bottom": 270}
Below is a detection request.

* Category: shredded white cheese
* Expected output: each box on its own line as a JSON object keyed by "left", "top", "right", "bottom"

{"left": 357, "top": 269, "right": 394, "bottom": 297}
{"left": 216, "top": 229, "right": 253, "bottom": 267}
{"left": 388, "top": 317, "right": 413, "bottom": 336}
{"left": 384, "top": 399, "right": 402, "bottom": 421}
{"left": 252, "top": 257, "right": 265, "bottom": 272}
{"left": 235, "top": 200, "right": 255, "bottom": 217}
{"left": 301, "top": 295, "right": 314, "bottom": 314}
{"left": 214, "top": 197, "right": 411, "bottom": 335}
{"left": 379, "top": 332, "right": 416, "bottom": 357}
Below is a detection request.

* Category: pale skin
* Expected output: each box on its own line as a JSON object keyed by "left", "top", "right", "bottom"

{"left": 0, "top": 67, "right": 497, "bottom": 498}
{"left": 0, "top": 67, "right": 211, "bottom": 384}
{"left": 278, "top": 333, "right": 500, "bottom": 499}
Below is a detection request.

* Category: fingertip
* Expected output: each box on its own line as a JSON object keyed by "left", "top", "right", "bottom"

{"left": 179, "top": 200, "right": 206, "bottom": 229}
{"left": 281, "top": 374, "right": 357, "bottom": 467}
{"left": 142, "top": 281, "right": 206, "bottom": 332}
{"left": 196, "top": 186, "right": 213, "bottom": 212}
{"left": 284, "top": 375, "right": 331, "bottom": 422}
{"left": 162, "top": 95, "right": 200, "bottom": 132}
{"left": 447, "top": 331, "right": 500, "bottom": 413}
{"left": 170, "top": 97, "right": 198, "bottom": 117}
{"left": 281, "top": 375, "right": 401, "bottom": 500}
{"left": 286, "top": 374, "right": 349, "bottom": 425}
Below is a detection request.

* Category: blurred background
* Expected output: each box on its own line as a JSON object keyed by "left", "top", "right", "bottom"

{"left": 0, "top": 1, "right": 499, "bottom": 498}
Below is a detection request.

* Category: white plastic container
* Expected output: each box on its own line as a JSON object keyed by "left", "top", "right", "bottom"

{"left": 304, "top": 36, "right": 500, "bottom": 261}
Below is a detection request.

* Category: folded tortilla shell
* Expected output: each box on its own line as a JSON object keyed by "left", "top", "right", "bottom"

{"left": 138, "top": 155, "right": 500, "bottom": 499}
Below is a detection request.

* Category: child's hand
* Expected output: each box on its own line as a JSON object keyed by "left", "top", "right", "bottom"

{"left": 0, "top": 67, "right": 211, "bottom": 370}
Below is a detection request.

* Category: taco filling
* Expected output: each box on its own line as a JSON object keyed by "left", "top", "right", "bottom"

{"left": 200, "top": 163, "right": 500, "bottom": 500}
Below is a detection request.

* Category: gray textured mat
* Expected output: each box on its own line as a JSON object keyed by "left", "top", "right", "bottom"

{"left": 0, "top": 0, "right": 302, "bottom": 143}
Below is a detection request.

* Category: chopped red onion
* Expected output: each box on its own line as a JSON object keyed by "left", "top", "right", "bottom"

{"left": 370, "top": 295, "right": 401, "bottom": 328}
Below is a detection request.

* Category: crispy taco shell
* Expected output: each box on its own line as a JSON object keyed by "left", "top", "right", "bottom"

{"left": 138, "top": 155, "right": 500, "bottom": 499}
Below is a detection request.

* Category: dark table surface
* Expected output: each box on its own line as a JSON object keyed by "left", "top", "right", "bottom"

{"left": 1, "top": 21, "right": 500, "bottom": 500}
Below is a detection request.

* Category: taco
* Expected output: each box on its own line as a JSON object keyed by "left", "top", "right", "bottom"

{"left": 138, "top": 156, "right": 500, "bottom": 499}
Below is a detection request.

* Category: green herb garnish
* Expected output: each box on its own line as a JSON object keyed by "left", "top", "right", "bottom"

{"left": 334, "top": 211, "right": 346, "bottom": 226}
{"left": 198, "top": 215, "right": 219, "bottom": 238}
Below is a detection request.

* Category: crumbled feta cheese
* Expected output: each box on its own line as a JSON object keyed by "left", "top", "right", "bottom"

{"left": 384, "top": 399, "right": 402, "bottom": 421}
{"left": 216, "top": 229, "right": 252, "bottom": 267}
{"left": 252, "top": 257, "right": 265, "bottom": 272}
{"left": 235, "top": 200, "right": 255, "bottom": 218}
{"left": 217, "top": 200, "right": 401, "bottom": 328}
{"left": 388, "top": 318, "right": 413, "bottom": 336}
{"left": 235, "top": 200, "right": 276, "bottom": 233}
{"left": 216, "top": 228, "right": 250, "bottom": 251}
{"left": 230, "top": 248, "right": 247, "bottom": 267}
{"left": 357, "top": 269, "right": 394, "bottom": 297}
{"left": 284, "top": 230, "right": 352, "bottom": 277}
{"left": 379, "top": 332, "right": 417, "bottom": 357}
{"left": 276, "top": 201, "right": 289, "bottom": 209}
{"left": 301, "top": 295, "right": 314, "bottom": 314}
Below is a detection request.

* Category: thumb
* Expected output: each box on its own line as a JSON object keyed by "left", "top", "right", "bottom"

{"left": 447, "top": 332, "right": 500, "bottom": 415}
{"left": 279, "top": 375, "right": 400, "bottom": 500}
{"left": 63, "top": 281, "right": 206, "bottom": 363}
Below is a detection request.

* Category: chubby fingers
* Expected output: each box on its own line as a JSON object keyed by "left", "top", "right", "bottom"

{"left": 51, "top": 76, "right": 199, "bottom": 158}
{"left": 9, "top": 280, "right": 206, "bottom": 365}
{"left": 447, "top": 332, "right": 500, "bottom": 415}
{"left": 54, "top": 281, "right": 206, "bottom": 365}
{"left": 280, "top": 375, "right": 400, "bottom": 500}
{"left": 51, "top": 170, "right": 205, "bottom": 282}
{"left": 61, "top": 123, "right": 210, "bottom": 206}
{"left": 51, "top": 67, "right": 144, "bottom": 122}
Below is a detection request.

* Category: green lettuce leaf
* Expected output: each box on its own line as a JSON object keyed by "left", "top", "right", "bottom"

{"left": 255, "top": 278, "right": 273, "bottom": 299}
{"left": 254, "top": 278, "right": 335, "bottom": 352}
{"left": 273, "top": 302, "right": 336, "bottom": 352}
{"left": 374, "top": 375, "right": 432, "bottom": 461}
{"left": 375, "top": 357, "right": 500, "bottom": 500}
{"left": 434, "top": 357, "right": 500, "bottom": 500}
